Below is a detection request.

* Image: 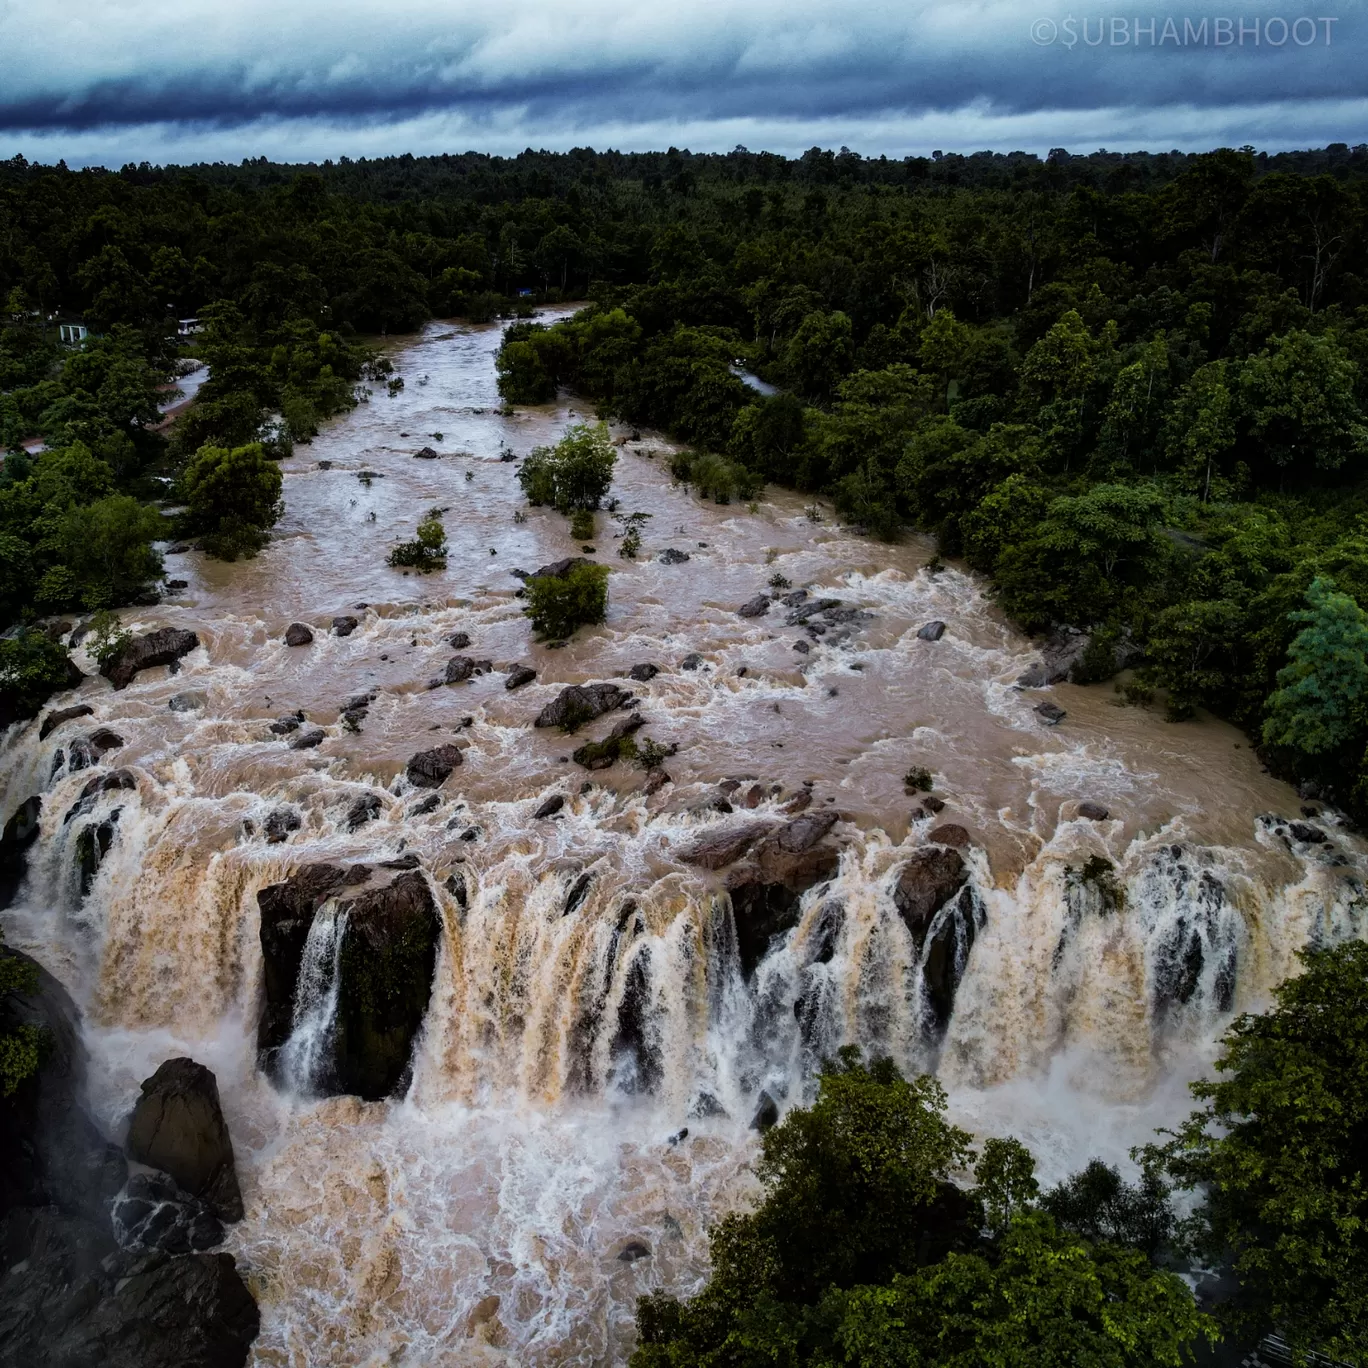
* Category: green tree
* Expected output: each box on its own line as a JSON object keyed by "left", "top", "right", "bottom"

{"left": 1240, "top": 331, "right": 1368, "bottom": 476}
{"left": 1, "top": 934, "right": 45, "bottom": 1097}
{"left": 1150, "top": 941, "right": 1368, "bottom": 1362}
{"left": 180, "top": 441, "right": 284, "bottom": 560}
{"left": 786, "top": 310, "right": 854, "bottom": 402}
{"left": 45, "top": 494, "right": 164, "bottom": 609}
{"left": 524, "top": 560, "right": 609, "bottom": 639}
{"left": 517, "top": 423, "right": 616, "bottom": 512}
{"left": 0, "top": 632, "right": 73, "bottom": 727}
{"left": 1263, "top": 576, "right": 1368, "bottom": 755}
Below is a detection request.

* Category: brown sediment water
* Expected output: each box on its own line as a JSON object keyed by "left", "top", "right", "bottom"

{"left": 3, "top": 312, "right": 1365, "bottom": 1365}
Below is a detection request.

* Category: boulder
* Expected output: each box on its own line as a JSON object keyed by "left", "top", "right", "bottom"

{"left": 679, "top": 822, "right": 774, "bottom": 871}
{"left": 1, "top": 796, "right": 42, "bottom": 908}
{"left": 406, "top": 744, "right": 463, "bottom": 789}
{"left": 346, "top": 794, "right": 383, "bottom": 831}
{"left": 1077, "top": 801, "right": 1110, "bottom": 821}
{"left": 737, "top": 594, "right": 770, "bottom": 618}
{"left": 505, "top": 665, "right": 537, "bottom": 690}
{"left": 1017, "top": 626, "right": 1091, "bottom": 687}
{"left": 927, "top": 823, "right": 971, "bottom": 849}
{"left": 627, "top": 663, "right": 659, "bottom": 682}
{"left": 415, "top": 446, "right": 440, "bottom": 459}
{"left": 534, "top": 794, "right": 566, "bottom": 819}
{"left": 793, "top": 639, "right": 810, "bottom": 654}
{"left": 658, "top": 548, "right": 691, "bottom": 565}
{"left": 449, "top": 631, "right": 471, "bottom": 649}
{"left": 408, "top": 794, "right": 440, "bottom": 817}
{"left": 0, "top": 1208, "right": 259, "bottom": 1368}
{"left": 528, "top": 556, "right": 594, "bottom": 581}
{"left": 125, "top": 1059, "right": 242, "bottom": 1223}
{"left": 165, "top": 580, "right": 188, "bottom": 591}
{"left": 680, "top": 652, "right": 705, "bottom": 671}
{"left": 256, "top": 864, "right": 369, "bottom": 1058}
{"left": 917, "top": 620, "right": 946, "bottom": 642}
{"left": 643, "top": 770, "right": 671, "bottom": 796}
{"left": 284, "top": 623, "right": 313, "bottom": 647}
{"left": 168, "top": 691, "right": 207, "bottom": 712}
{"left": 725, "top": 813, "right": 843, "bottom": 976}
{"left": 892, "top": 848, "right": 967, "bottom": 940}
{"left": 263, "top": 808, "right": 301, "bottom": 844}
{"left": 785, "top": 597, "right": 842, "bottom": 626}
{"left": 288, "top": 727, "right": 326, "bottom": 750}
{"left": 443, "top": 655, "right": 476, "bottom": 684}
{"left": 89, "top": 727, "right": 123, "bottom": 754}
{"left": 1034, "top": 700, "right": 1067, "bottom": 725}
{"left": 258, "top": 867, "right": 441, "bottom": 1100}
{"left": 39, "top": 704, "right": 93, "bottom": 740}
{"left": 102, "top": 628, "right": 199, "bottom": 691}
{"left": 749, "top": 1091, "right": 780, "bottom": 1131}
{"left": 331, "top": 616, "right": 359, "bottom": 637}
{"left": 534, "top": 682, "right": 630, "bottom": 730}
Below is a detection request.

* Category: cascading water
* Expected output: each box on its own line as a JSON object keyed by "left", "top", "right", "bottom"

{"left": 2, "top": 311, "right": 1366, "bottom": 1365}
{"left": 277, "top": 902, "right": 348, "bottom": 1096}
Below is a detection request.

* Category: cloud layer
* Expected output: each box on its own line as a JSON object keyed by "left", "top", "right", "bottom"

{"left": 1, "top": 0, "right": 1362, "bottom": 164}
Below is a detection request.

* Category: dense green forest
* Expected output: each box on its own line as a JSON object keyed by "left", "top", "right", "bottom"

{"left": 4, "top": 142, "right": 1368, "bottom": 803}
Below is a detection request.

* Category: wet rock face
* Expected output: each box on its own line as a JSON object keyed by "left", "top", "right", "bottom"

{"left": 39, "top": 703, "right": 93, "bottom": 739}
{"left": 331, "top": 615, "right": 359, "bottom": 637}
{"left": 126, "top": 1058, "right": 244, "bottom": 1223}
{"left": 256, "top": 865, "right": 441, "bottom": 1100}
{"left": 0, "top": 795, "right": 42, "bottom": 908}
{"left": 737, "top": 594, "right": 771, "bottom": 617}
{"left": 893, "top": 848, "right": 968, "bottom": 935}
{"left": 0, "top": 1208, "right": 260, "bottom": 1368}
{"left": 627, "top": 662, "right": 659, "bottom": 682}
{"left": 112, "top": 1169, "right": 224, "bottom": 1254}
{"left": 102, "top": 628, "right": 200, "bottom": 691}
{"left": 406, "top": 743, "right": 463, "bottom": 788}
{"left": 534, "top": 682, "right": 631, "bottom": 731}
{"left": 283, "top": 622, "right": 314, "bottom": 646}
{"left": 892, "top": 849, "right": 980, "bottom": 1033}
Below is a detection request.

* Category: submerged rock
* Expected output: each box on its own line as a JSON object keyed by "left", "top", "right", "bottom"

{"left": 658, "top": 548, "right": 691, "bottom": 565}
{"left": 102, "top": 628, "right": 199, "bottom": 691}
{"left": 917, "top": 620, "right": 946, "bottom": 642}
{"left": 125, "top": 1058, "right": 243, "bottom": 1223}
{"left": 331, "top": 615, "right": 359, "bottom": 637}
{"left": 1034, "top": 700, "right": 1067, "bottom": 725}
{"left": 505, "top": 665, "right": 537, "bottom": 690}
{"left": 534, "top": 794, "right": 566, "bottom": 819}
{"left": 1077, "top": 801, "right": 1110, "bottom": 821}
{"left": 737, "top": 594, "right": 770, "bottom": 618}
{"left": 627, "top": 663, "right": 659, "bottom": 682}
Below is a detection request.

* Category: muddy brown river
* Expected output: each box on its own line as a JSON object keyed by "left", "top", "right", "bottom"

{"left": 3, "top": 313, "right": 1365, "bottom": 1365}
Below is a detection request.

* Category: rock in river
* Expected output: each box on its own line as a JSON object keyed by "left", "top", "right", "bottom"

{"left": 534, "top": 682, "right": 630, "bottom": 730}
{"left": 406, "top": 744, "right": 463, "bottom": 788}
{"left": 256, "top": 864, "right": 441, "bottom": 1099}
{"left": 284, "top": 622, "right": 314, "bottom": 646}
{"left": 125, "top": 1057, "right": 244, "bottom": 1222}
{"left": 102, "top": 628, "right": 199, "bottom": 691}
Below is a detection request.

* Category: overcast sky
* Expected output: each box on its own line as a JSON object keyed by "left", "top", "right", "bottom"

{"left": 1, "top": 0, "right": 1363, "bottom": 167}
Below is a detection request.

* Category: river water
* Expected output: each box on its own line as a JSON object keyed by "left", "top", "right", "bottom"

{"left": 3, "top": 313, "right": 1366, "bottom": 1365}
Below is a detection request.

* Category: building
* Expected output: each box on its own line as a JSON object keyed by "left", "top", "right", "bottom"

{"left": 58, "top": 322, "right": 88, "bottom": 345}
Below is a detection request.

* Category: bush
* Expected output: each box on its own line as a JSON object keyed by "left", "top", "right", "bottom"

{"left": 524, "top": 561, "right": 609, "bottom": 639}
{"left": 387, "top": 513, "right": 448, "bottom": 571}
{"left": 670, "top": 450, "right": 762, "bottom": 504}
{"left": 517, "top": 423, "right": 616, "bottom": 512}
{"left": 616, "top": 510, "right": 651, "bottom": 559}
{"left": 569, "top": 508, "right": 595, "bottom": 541}
{"left": 0, "top": 632, "right": 72, "bottom": 726}
{"left": 86, "top": 609, "right": 132, "bottom": 670}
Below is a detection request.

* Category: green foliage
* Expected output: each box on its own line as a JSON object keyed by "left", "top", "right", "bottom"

{"left": 633, "top": 1050, "right": 1211, "bottom": 1368}
{"left": 517, "top": 423, "right": 616, "bottom": 512}
{"left": 635, "top": 736, "right": 672, "bottom": 770}
{"left": 670, "top": 450, "right": 762, "bottom": 504}
{"left": 569, "top": 507, "right": 595, "bottom": 541}
{"left": 616, "top": 510, "right": 651, "bottom": 559}
{"left": 387, "top": 512, "right": 448, "bottom": 571}
{"left": 0, "top": 631, "right": 71, "bottom": 724}
{"left": 524, "top": 561, "right": 609, "bottom": 639}
{"left": 1262, "top": 576, "right": 1368, "bottom": 756}
{"left": 1041, "top": 1158, "right": 1173, "bottom": 1258}
{"left": 1150, "top": 940, "right": 1368, "bottom": 1362}
{"left": 903, "top": 766, "right": 934, "bottom": 791}
{"left": 0, "top": 934, "right": 45, "bottom": 1097}
{"left": 180, "top": 440, "right": 283, "bottom": 560}
{"left": 86, "top": 609, "right": 132, "bottom": 670}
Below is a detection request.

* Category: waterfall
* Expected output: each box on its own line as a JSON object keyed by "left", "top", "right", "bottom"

{"left": 278, "top": 902, "right": 348, "bottom": 1097}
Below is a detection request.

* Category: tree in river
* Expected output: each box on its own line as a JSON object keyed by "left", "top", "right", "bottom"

{"left": 517, "top": 422, "right": 617, "bottom": 512}
{"left": 1148, "top": 940, "right": 1368, "bottom": 1363}
{"left": 179, "top": 441, "right": 284, "bottom": 560}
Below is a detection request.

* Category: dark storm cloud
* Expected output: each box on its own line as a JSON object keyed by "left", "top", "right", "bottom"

{"left": 0, "top": 0, "right": 1362, "bottom": 160}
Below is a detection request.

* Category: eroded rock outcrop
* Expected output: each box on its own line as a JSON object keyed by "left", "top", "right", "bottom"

{"left": 102, "top": 628, "right": 199, "bottom": 691}
{"left": 256, "top": 864, "right": 441, "bottom": 1100}
{"left": 534, "top": 682, "right": 631, "bottom": 731}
